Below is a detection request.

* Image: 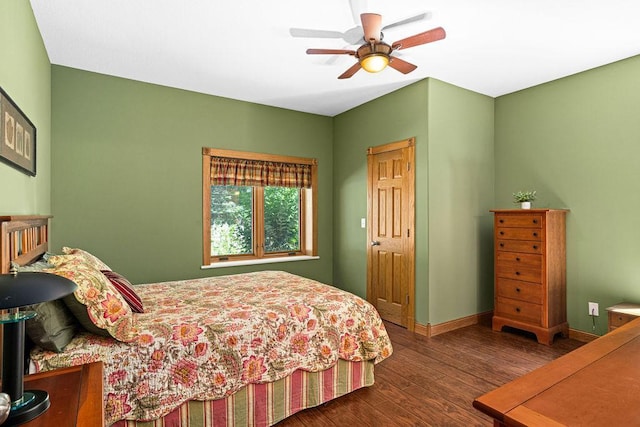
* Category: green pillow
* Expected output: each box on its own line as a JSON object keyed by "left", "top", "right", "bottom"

{"left": 25, "top": 300, "right": 79, "bottom": 352}
{"left": 11, "top": 258, "right": 55, "bottom": 272}
{"left": 62, "top": 294, "right": 111, "bottom": 337}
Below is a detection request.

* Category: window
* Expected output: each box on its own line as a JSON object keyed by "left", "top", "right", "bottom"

{"left": 202, "top": 148, "right": 318, "bottom": 265}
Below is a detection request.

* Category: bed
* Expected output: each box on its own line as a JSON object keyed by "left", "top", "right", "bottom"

{"left": 0, "top": 215, "right": 393, "bottom": 426}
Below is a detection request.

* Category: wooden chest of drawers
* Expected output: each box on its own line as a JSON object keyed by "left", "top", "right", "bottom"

{"left": 491, "top": 209, "right": 568, "bottom": 345}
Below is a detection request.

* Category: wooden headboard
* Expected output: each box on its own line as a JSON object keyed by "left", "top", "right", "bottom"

{"left": 0, "top": 215, "right": 52, "bottom": 274}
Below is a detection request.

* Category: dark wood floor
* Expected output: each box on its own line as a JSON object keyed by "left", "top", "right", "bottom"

{"left": 277, "top": 321, "right": 585, "bottom": 426}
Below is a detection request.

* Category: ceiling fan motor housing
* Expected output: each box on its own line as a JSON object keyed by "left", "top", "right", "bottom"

{"left": 356, "top": 42, "right": 392, "bottom": 60}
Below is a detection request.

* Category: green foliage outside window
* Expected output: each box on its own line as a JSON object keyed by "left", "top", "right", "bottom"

{"left": 264, "top": 187, "right": 300, "bottom": 252}
{"left": 210, "top": 186, "right": 252, "bottom": 256}
{"left": 210, "top": 185, "right": 300, "bottom": 256}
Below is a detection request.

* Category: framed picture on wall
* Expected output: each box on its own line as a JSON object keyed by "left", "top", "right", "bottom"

{"left": 0, "top": 86, "right": 36, "bottom": 176}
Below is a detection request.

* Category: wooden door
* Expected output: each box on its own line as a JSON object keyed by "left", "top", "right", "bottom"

{"left": 367, "top": 138, "right": 415, "bottom": 330}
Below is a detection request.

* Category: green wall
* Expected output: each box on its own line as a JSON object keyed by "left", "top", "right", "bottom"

{"left": 495, "top": 55, "right": 640, "bottom": 336}
{"left": 50, "top": 66, "right": 333, "bottom": 284}
{"left": 333, "top": 79, "right": 494, "bottom": 325}
{"left": 427, "top": 79, "right": 495, "bottom": 324}
{"left": 0, "top": 1, "right": 51, "bottom": 214}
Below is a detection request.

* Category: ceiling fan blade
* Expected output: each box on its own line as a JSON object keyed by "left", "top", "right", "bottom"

{"left": 342, "top": 26, "right": 365, "bottom": 45}
{"left": 361, "top": 13, "right": 382, "bottom": 42}
{"left": 291, "top": 27, "right": 364, "bottom": 45}
{"left": 306, "top": 48, "right": 356, "bottom": 55}
{"left": 381, "top": 12, "right": 432, "bottom": 32}
{"left": 392, "top": 27, "right": 446, "bottom": 50}
{"left": 338, "top": 62, "right": 362, "bottom": 79}
{"left": 388, "top": 56, "right": 418, "bottom": 74}
{"left": 290, "top": 28, "right": 345, "bottom": 39}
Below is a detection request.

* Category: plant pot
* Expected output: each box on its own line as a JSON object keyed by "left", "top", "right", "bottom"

{"left": 521, "top": 201, "right": 531, "bottom": 209}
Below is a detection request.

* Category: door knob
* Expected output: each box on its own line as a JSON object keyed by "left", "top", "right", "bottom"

{"left": 370, "top": 241, "right": 381, "bottom": 246}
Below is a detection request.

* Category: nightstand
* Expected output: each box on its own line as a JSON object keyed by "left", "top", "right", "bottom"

{"left": 21, "top": 362, "right": 103, "bottom": 427}
{"left": 606, "top": 303, "right": 640, "bottom": 333}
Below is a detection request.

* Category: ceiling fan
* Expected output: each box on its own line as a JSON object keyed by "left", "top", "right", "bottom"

{"left": 290, "top": 11, "right": 432, "bottom": 46}
{"left": 304, "top": 13, "right": 446, "bottom": 79}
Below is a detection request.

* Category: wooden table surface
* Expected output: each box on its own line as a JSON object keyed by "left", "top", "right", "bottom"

{"left": 22, "top": 362, "right": 103, "bottom": 427}
{"left": 473, "top": 318, "right": 640, "bottom": 426}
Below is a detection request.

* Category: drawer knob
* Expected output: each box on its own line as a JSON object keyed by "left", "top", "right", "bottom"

{"left": 516, "top": 257, "right": 520, "bottom": 261}
{"left": 516, "top": 307, "right": 521, "bottom": 313}
{"left": 516, "top": 287, "right": 521, "bottom": 292}
{"left": 533, "top": 232, "right": 538, "bottom": 237}
{"left": 533, "top": 245, "right": 538, "bottom": 250}
{"left": 533, "top": 219, "right": 538, "bottom": 224}
{"left": 499, "top": 219, "right": 504, "bottom": 223}
{"left": 515, "top": 271, "right": 521, "bottom": 276}
{"left": 500, "top": 243, "right": 504, "bottom": 248}
{"left": 500, "top": 231, "right": 504, "bottom": 235}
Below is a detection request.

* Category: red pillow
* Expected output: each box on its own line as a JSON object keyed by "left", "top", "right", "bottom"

{"left": 101, "top": 270, "right": 144, "bottom": 313}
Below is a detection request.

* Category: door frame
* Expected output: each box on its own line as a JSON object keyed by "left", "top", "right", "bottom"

{"left": 366, "top": 137, "right": 416, "bottom": 331}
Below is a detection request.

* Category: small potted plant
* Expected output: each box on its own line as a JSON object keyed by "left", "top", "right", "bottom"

{"left": 513, "top": 190, "right": 536, "bottom": 209}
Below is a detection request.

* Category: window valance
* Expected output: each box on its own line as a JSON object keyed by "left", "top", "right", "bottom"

{"left": 210, "top": 156, "right": 312, "bottom": 188}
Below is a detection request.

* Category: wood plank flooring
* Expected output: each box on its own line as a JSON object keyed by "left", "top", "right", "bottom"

{"left": 277, "top": 321, "right": 585, "bottom": 426}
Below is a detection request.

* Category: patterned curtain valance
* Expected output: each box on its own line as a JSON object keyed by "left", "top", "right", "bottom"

{"left": 210, "top": 156, "right": 312, "bottom": 188}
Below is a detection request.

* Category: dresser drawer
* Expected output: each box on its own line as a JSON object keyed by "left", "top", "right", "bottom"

{"left": 495, "top": 214, "right": 543, "bottom": 228}
{"left": 606, "top": 303, "right": 640, "bottom": 332}
{"left": 496, "top": 264, "right": 542, "bottom": 283}
{"left": 496, "top": 252, "right": 542, "bottom": 269}
{"left": 609, "top": 312, "right": 637, "bottom": 328}
{"left": 496, "top": 239, "right": 543, "bottom": 254}
{"left": 496, "top": 227, "right": 543, "bottom": 241}
{"left": 495, "top": 297, "right": 542, "bottom": 325}
{"left": 496, "top": 278, "right": 543, "bottom": 304}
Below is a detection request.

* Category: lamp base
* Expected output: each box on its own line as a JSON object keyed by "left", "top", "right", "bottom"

{"left": 5, "top": 390, "right": 50, "bottom": 426}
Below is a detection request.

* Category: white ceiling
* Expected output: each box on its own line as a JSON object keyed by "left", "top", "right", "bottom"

{"left": 30, "top": 0, "right": 640, "bottom": 117}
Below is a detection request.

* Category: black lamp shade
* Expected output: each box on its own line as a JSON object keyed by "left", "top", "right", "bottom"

{"left": 0, "top": 272, "right": 77, "bottom": 309}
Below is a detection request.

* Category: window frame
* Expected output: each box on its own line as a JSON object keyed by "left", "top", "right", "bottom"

{"left": 202, "top": 147, "right": 318, "bottom": 266}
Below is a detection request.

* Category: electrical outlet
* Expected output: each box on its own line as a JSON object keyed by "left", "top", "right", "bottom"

{"left": 588, "top": 302, "right": 599, "bottom": 317}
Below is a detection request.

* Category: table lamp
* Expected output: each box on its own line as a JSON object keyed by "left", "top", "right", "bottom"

{"left": 0, "top": 271, "right": 77, "bottom": 426}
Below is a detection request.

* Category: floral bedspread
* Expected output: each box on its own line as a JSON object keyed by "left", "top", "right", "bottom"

{"left": 30, "top": 271, "right": 393, "bottom": 424}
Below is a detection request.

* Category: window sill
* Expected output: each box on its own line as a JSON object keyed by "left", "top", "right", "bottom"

{"left": 201, "top": 255, "right": 320, "bottom": 269}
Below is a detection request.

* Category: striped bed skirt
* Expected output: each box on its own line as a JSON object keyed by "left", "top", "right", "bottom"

{"left": 111, "top": 359, "right": 375, "bottom": 427}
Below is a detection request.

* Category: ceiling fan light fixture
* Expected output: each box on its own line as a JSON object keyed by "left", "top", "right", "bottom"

{"left": 357, "top": 42, "right": 392, "bottom": 74}
{"left": 360, "top": 54, "right": 389, "bottom": 73}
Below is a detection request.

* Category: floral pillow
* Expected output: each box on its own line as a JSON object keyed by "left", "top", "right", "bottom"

{"left": 45, "top": 263, "right": 136, "bottom": 342}
{"left": 61, "top": 247, "right": 112, "bottom": 271}
{"left": 46, "top": 252, "right": 91, "bottom": 269}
